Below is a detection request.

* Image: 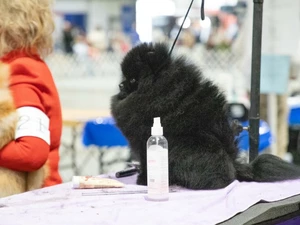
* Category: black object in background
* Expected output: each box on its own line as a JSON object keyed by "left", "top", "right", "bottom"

{"left": 249, "top": 0, "right": 264, "bottom": 162}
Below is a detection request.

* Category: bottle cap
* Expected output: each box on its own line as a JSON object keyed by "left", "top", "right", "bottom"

{"left": 151, "top": 117, "right": 163, "bottom": 135}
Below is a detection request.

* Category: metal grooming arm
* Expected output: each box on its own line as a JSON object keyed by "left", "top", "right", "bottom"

{"left": 249, "top": 0, "right": 264, "bottom": 162}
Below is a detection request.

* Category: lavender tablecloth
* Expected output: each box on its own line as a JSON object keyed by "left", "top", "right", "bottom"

{"left": 1, "top": 174, "right": 300, "bottom": 225}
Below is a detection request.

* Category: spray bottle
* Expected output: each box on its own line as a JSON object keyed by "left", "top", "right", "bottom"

{"left": 146, "top": 117, "right": 169, "bottom": 201}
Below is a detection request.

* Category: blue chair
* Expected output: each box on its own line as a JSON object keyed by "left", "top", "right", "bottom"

{"left": 227, "top": 102, "right": 273, "bottom": 160}
{"left": 82, "top": 116, "right": 129, "bottom": 174}
{"left": 237, "top": 120, "right": 273, "bottom": 153}
{"left": 289, "top": 105, "right": 300, "bottom": 126}
{"left": 287, "top": 97, "right": 300, "bottom": 160}
{"left": 82, "top": 117, "right": 128, "bottom": 147}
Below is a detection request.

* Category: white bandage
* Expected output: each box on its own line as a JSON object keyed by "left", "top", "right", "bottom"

{"left": 15, "top": 107, "right": 50, "bottom": 145}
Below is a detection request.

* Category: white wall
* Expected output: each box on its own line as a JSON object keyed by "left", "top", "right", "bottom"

{"left": 262, "top": 0, "right": 300, "bottom": 56}
{"left": 53, "top": 0, "right": 135, "bottom": 33}
{"left": 54, "top": 0, "right": 88, "bottom": 13}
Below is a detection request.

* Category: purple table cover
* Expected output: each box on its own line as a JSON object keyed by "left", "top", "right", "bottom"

{"left": 1, "top": 174, "right": 300, "bottom": 225}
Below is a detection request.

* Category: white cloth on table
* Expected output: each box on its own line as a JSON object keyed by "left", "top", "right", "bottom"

{"left": 0, "top": 174, "right": 300, "bottom": 225}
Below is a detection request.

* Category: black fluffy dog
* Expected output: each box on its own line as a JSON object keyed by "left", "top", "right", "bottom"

{"left": 111, "top": 42, "right": 300, "bottom": 189}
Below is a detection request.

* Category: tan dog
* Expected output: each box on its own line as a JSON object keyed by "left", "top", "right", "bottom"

{"left": 0, "top": 63, "right": 48, "bottom": 198}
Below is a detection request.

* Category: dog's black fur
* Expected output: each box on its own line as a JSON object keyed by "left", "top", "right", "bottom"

{"left": 111, "top": 42, "right": 300, "bottom": 189}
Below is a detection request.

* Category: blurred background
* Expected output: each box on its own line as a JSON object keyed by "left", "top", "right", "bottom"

{"left": 48, "top": 0, "right": 300, "bottom": 182}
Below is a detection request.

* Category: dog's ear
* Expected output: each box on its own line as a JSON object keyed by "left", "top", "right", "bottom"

{"left": 146, "top": 51, "right": 155, "bottom": 62}
{"left": 145, "top": 51, "right": 156, "bottom": 73}
{"left": 145, "top": 44, "right": 170, "bottom": 77}
{"left": 121, "top": 42, "right": 170, "bottom": 81}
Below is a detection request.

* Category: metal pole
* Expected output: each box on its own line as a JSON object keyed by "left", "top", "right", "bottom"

{"left": 249, "top": 0, "right": 264, "bottom": 162}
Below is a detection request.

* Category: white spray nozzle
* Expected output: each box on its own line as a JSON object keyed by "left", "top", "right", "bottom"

{"left": 154, "top": 117, "right": 161, "bottom": 126}
{"left": 151, "top": 117, "right": 163, "bottom": 136}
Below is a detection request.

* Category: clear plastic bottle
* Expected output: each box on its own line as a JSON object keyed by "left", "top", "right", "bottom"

{"left": 146, "top": 117, "right": 169, "bottom": 201}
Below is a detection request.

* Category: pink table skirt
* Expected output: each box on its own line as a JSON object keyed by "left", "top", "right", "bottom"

{"left": 1, "top": 174, "right": 300, "bottom": 225}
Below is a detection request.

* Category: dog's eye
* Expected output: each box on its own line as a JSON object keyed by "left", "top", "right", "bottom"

{"left": 119, "top": 83, "right": 125, "bottom": 90}
{"left": 130, "top": 78, "right": 136, "bottom": 84}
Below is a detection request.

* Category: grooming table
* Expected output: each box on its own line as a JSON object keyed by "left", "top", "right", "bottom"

{"left": 221, "top": 195, "right": 300, "bottom": 225}
{"left": 1, "top": 174, "right": 300, "bottom": 225}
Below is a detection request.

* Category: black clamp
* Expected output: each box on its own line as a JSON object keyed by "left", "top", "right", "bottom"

{"left": 232, "top": 120, "right": 249, "bottom": 136}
